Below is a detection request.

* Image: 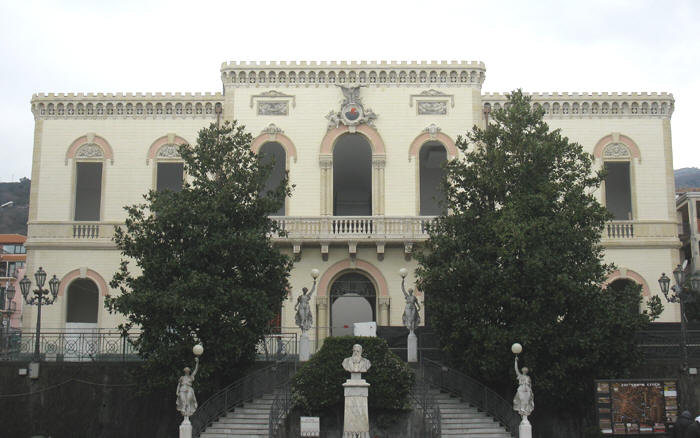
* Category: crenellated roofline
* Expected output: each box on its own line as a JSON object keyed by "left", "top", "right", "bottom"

{"left": 482, "top": 92, "right": 674, "bottom": 119}
{"left": 220, "top": 60, "right": 487, "bottom": 88}
{"left": 31, "top": 92, "right": 223, "bottom": 120}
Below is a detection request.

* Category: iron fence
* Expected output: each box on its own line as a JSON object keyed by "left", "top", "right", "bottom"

{"left": 420, "top": 358, "right": 519, "bottom": 438}
{"left": 637, "top": 328, "right": 700, "bottom": 361}
{"left": 411, "top": 371, "right": 441, "bottom": 438}
{"left": 0, "top": 329, "right": 140, "bottom": 361}
{"left": 192, "top": 361, "right": 297, "bottom": 437}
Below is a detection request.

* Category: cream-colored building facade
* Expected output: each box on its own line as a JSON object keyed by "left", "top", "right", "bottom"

{"left": 25, "top": 61, "right": 681, "bottom": 346}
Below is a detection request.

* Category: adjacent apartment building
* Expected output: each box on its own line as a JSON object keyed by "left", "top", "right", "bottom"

{"left": 25, "top": 61, "right": 680, "bottom": 346}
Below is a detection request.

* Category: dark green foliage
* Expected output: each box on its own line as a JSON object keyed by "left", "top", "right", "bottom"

{"left": 292, "top": 336, "right": 414, "bottom": 414}
{"left": 0, "top": 178, "right": 30, "bottom": 234}
{"left": 416, "top": 90, "right": 662, "bottom": 412}
{"left": 106, "top": 121, "right": 293, "bottom": 393}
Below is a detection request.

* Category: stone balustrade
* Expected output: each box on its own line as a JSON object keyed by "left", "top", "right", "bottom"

{"left": 25, "top": 218, "right": 679, "bottom": 249}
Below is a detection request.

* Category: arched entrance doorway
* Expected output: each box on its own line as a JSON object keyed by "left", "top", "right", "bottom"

{"left": 65, "top": 278, "right": 99, "bottom": 361}
{"left": 330, "top": 272, "right": 376, "bottom": 336}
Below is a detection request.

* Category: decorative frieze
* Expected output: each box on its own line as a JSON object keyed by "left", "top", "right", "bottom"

{"left": 220, "top": 60, "right": 486, "bottom": 88}
{"left": 156, "top": 144, "right": 181, "bottom": 159}
{"left": 31, "top": 92, "right": 223, "bottom": 120}
{"left": 481, "top": 92, "right": 674, "bottom": 119}
{"left": 250, "top": 90, "right": 295, "bottom": 116}
{"left": 410, "top": 89, "right": 454, "bottom": 115}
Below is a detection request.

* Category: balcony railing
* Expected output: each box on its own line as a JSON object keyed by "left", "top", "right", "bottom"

{"left": 0, "top": 329, "right": 140, "bottom": 361}
{"left": 27, "top": 218, "right": 679, "bottom": 246}
{"left": 271, "top": 216, "right": 435, "bottom": 241}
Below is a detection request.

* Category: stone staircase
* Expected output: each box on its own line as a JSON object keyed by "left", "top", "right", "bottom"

{"left": 199, "top": 393, "right": 274, "bottom": 438}
{"left": 431, "top": 389, "right": 513, "bottom": 438}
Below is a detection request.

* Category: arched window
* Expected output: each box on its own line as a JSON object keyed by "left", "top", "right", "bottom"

{"left": 419, "top": 142, "right": 447, "bottom": 215}
{"left": 259, "top": 142, "right": 286, "bottom": 216}
{"left": 66, "top": 278, "right": 99, "bottom": 324}
{"left": 607, "top": 279, "right": 640, "bottom": 316}
{"left": 333, "top": 134, "right": 372, "bottom": 216}
{"left": 604, "top": 159, "right": 633, "bottom": 220}
{"left": 68, "top": 136, "right": 112, "bottom": 222}
{"left": 330, "top": 272, "right": 376, "bottom": 336}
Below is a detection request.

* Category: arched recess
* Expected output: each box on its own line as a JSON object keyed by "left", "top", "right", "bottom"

{"left": 65, "top": 133, "right": 114, "bottom": 165}
{"left": 251, "top": 131, "right": 297, "bottom": 164}
{"left": 58, "top": 268, "right": 109, "bottom": 297}
{"left": 595, "top": 133, "right": 639, "bottom": 221}
{"left": 319, "top": 125, "right": 386, "bottom": 216}
{"left": 146, "top": 134, "right": 189, "bottom": 165}
{"left": 147, "top": 133, "right": 188, "bottom": 192}
{"left": 314, "top": 259, "right": 390, "bottom": 340}
{"left": 605, "top": 269, "right": 651, "bottom": 297}
{"left": 65, "top": 278, "right": 99, "bottom": 324}
{"left": 593, "top": 133, "right": 641, "bottom": 161}
{"left": 258, "top": 142, "right": 287, "bottom": 216}
{"left": 408, "top": 131, "right": 457, "bottom": 161}
{"left": 68, "top": 134, "right": 111, "bottom": 221}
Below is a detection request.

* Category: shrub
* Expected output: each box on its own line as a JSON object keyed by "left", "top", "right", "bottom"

{"left": 292, "top": 336, "right": 414, "bottom": 414}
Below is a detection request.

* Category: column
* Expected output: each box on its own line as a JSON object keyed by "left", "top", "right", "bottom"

{"left": 316, "top": 296, "right": 329, "bottom": 346}
{"left": 372, "top": 156, "right": 386, "bottom": 215}
{"left": 319, "top": 155, "right": 332, "bottom": 216}
{"left": 378, "top": 297, "right": 390, "bottom": 326}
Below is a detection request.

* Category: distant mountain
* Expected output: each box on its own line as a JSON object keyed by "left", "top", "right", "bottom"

{"left": 676, "top": 168, "right": 700, "bottom": 190}
{"left": 0, "top": 178, "right": 30, "bottom": 235}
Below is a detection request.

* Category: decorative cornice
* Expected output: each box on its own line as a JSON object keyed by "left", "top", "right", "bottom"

{"left": 481, "top": 92, "right": 674, "bottom": 119}
{"left": 31, "top": 92, "right": 223, "bottom": 120}
{"left": 221, "top": 60, "right": 486, "bottom": 88}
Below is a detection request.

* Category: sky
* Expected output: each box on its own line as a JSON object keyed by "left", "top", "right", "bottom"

{"left": 0, "top": 0, "right": 698, "bottom": 181}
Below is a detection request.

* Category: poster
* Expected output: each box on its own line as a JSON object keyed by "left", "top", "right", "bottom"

{"left": 595, "top": 379, "right": 676, "bottom": 436}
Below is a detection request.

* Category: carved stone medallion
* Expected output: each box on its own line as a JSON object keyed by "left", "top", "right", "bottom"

{"left": 325, "top": 85, "right": 378, "bottom": 130}
{"left": 603, "top": 143, "right": 631, "bottom": 159}
{"left": 76, "top": 143, "right": 104, "bottom": 159}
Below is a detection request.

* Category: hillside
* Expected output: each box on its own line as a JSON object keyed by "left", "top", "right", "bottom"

{"left": 675, "top": 167, "right": 700, "bottom": 190}
{"left": 0, "top": 178, "right": 30, "bottom": 235}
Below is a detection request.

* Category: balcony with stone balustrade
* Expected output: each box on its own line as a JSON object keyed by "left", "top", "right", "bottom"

{"left": 25, "top": 218, "right": 679, "bottom": 251}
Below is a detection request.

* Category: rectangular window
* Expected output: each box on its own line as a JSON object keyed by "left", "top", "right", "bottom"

{"left": 604, "top": 162, "right": 633, "bottom": 220}
{"left": 157, "top": 163, "right": 184, "bottom": 192}
{"left": 74, "top": 162, "right": 103, "bottom": 221}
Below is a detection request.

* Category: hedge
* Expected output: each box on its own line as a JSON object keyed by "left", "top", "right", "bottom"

{"left": 292, "top": 336, "right": 414, "bottom": 414}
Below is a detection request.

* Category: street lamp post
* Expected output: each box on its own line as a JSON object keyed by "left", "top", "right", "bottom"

{"left": 0, "top": 281, "right": 16, "bottom": 353}
{"left": 19, "top": 267, "right": 60, "bottom": 361}
{"left": 658, "top": 264, "right": 700, "bottom": 373}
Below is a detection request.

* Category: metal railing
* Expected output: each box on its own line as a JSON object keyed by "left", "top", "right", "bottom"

{"left": 420, "top": 358, "right": 519, "bottom": 438}
{"left": 637, "top": 328, "right": 700, "bottom": 360}
{"left": 192, "top": 361, "right": 297, "bottom": 437}
{"left": 0, "top": 329, "right": 140, "bottom": 361}
{"left": 411, "top": 371, "right": 441, "bottom": 438}
{"left": 268, "top": 376, "right": 294, "bottom": 438}
{"left": 256, "top": 333, "right": 298, "bottom": 362}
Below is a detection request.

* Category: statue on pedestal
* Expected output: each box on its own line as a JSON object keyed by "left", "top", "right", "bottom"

{"left": 295, "top": 278, "right": 317, "bottom": 333}
{"left": 400, "top": 276, "right": 420, "bottom": 333}
{"left": 513, "top": 356, "right": 534, "bottom": 417}
{"left": 176, "top": 357, "right": 200, "bottom": 418}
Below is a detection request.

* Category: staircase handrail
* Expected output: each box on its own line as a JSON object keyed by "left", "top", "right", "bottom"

{"left": 268, "top": 377, "right": 294, "bottom": 438}
{"left": 191, "top": 361, "right": 296, "bottom": 437}
{"left": 420, "top": 357, "right": 520, "bottom": 438}
{"left": 411, "top": 372, "right": 441, "bottom": 438}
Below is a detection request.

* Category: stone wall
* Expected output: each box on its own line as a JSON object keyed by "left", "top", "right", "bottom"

{"left": 0, "top": 361, "right": 178, "bottom": 438}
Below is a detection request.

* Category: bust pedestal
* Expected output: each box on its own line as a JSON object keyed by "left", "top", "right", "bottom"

{"left": 299, "top": 331, "right": 310, "bottom": 362}
{"left": 343, "top": 372, "right": 370, "bottom": 438}
{"left": 179, "top": 417, "right": 192, "bottom": 438}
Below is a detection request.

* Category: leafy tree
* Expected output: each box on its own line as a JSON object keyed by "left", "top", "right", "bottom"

{"left": 107, "top": 121, "right": 292, "bottom": 392}
{"left": 416, "top": 90, "right": 662, "bottom": 412}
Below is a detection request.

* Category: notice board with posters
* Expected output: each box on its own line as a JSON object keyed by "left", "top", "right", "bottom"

{"left": 595, "top": 379, "right": 678, "bottom": 435}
